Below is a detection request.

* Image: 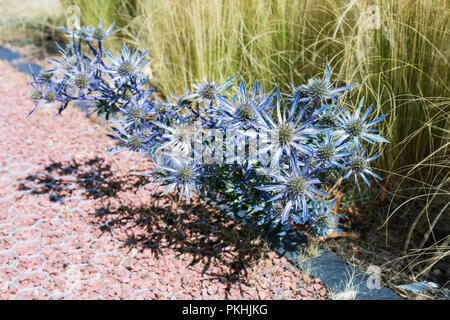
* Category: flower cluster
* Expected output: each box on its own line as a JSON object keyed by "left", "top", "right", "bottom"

{"left": 28, "top": 20, "right": 389, "bottom": 239}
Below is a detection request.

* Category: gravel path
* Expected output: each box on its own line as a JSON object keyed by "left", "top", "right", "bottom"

{"left": 0, "top": 61, "right": 327, "bottom": 300}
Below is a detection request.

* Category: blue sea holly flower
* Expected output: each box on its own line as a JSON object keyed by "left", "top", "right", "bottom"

{"left": 343, "top": 148, "right": 382, "bottom": 186}
{"left": 107, "top": 126, "right": 151, "bottom": 158}
{"left": 28, "top": 77, "right": 46, "bottom": 116}
{"left": 153, "top": 120, "right": 202, "bottom": 155}
{"left": 334, "top": 97, "right": 389, "bottom": 149}
{"left": 219, "top": 81, "right": 274, "bottom": 130}
{"left": 143, "top": 156, "right": 205, "bottom": 204}
{"left": 59, "top": 16, "right": 92, "bottom": 41}
{"left": 315, "top": 104, "right": 343, "bottom": 128}
{"left": 298, "top": 65, "right": 356, "bottom": 101}
{"left": 309, "top": 198, "right": 345, "bottom": 239}
{"left": 27, "top": 76, "right": 62, "bottom": 116}
{"left": 150, "top": 97, "right": 178, "bottom": 121}
{"left": 48, "top": 41, "right": 80, "bottom": 76}
{"left": 64, "top": 55, "right": 99, "bottom": 96}
{"left": 192, "top": 76, "right": 237, "bottom": 105}
{"left": 255, "top": 89, "right": 317, "bottom": 167}
{"left": 314, "top": 131, "right": 351, "bottom": 169}
{"left": 171, "top": 86, "right": 196, "bottom": 114}
{"left": 256, "top": 160, "right": 328, "bottom": 220}
{"left": 105, "top": 44, "right": 150, "bottom": 85}
{"left": 266, "top": 201, "right": 294, "bottom": 227}
{"left": 117, "top": 96, "right": 152, "bottom": 129}
{"left": 88, "top": 19, "right": 117, "bottom": 42}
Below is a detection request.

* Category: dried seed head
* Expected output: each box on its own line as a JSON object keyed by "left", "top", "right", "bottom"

{"left": 128, "top": 105, "right": 144, "bottom": 121}
{"left": 318, "top": 113, "right": 338, "bottom": 127}
{"left": 198, "top": 82, "right": 216, "bottom": 100}
{"left": 126, "top": 134, "right": 143, "bottom": 150}
{"left": 315, "top": 214, "right": 331, "bottom": 229}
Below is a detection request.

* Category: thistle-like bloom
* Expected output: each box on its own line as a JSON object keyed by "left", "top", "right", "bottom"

{"left": 314, "top": 104, "right": 343, "bottom": 129}
{"left": 59, "top": 16, "right": 92, "bottom": 41}
{"left": 105, "top": 44, "right": 150, "bottom": 85}
{"left": 149, "top": 97, "right": 178, "bottom": 121}
{"left": 27, "top": 76, "right": 62, "bottom": 116}
{"left": 87, "top": 19, "right": 117, "bottom": 42}
{"left": 256, "top": 90, "right": 317, "bottom": 167}
{"left": 107, "top": 126, "right": 151, "bottom": 158}
{"left": 308, "top": 198, "right": 344, "bottom": 239}
{"left": 334, "top": 97, "right": 389, "bottom": 149}
{"left": 64, "top": 54, "right": 99, "bottom": 96}
{"left": 143, "top": 156, "right": 205, "bottom": 204}
{"left": 153, "top": 120, "right": 201, "bottom": 155}
{"left": 262, "top": 201, "right": 294, "bottom": 229}
{"left": 192, "top": 76, "right": 237, "bottom": 105}
{"left": 296, "top": 65, "right": 356, "bottom": 101}
{"left": 171, "top": 86, "right": 196, "bottom": 114}
{"left": 219, "top": 81, "right": 273, "bottom": 130}
{"left": 117, "top": 96, "right": 152, "bottom": 129}
{"left": 48, "top": 41, "right": 79, "bottom": 76}
{"left": 314, "top": 131, "right": 351, "bottom": 169}
{"left": 256, "top": 160, "right": 327, "bottom": 221}
{"left": 343, "top": 148, "right": 381, "bottom": 186}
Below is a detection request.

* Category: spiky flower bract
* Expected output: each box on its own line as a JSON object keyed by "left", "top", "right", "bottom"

{"left": 88, "top": 19, "right": 117, "bottom": 42}
{"left": 105, "top": 44, "right": 150, "bottom": 86}
{"left": 308, "top": 199, "right": 345, "bottom": 239}
{"left": 256, "top": 159, "right": 328, "bottom": 221}
{"left": 192, "top": 76, "right": 237, "bottom": 106}
{"left": 297, "top": 65, "right": 356, "bottom": 102}
{"left": 314, "top": 131, "right": 351, "bottom": 169}
{"left": 256, "top": 89, "right": 317, "bottom": 167}
{"left": 143, "top": 156, "right": 205, "bottom": 204}
{"left": 343, "top": 148, "right": 382, "bottom": 186}
{"left": 218, "top": 81, "right": 274, "bottom": 130}
{"left": 334, "top": 97, "right": 389, "bottom": 149}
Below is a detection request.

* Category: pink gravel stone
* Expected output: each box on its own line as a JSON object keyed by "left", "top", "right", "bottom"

{"left": 14, "top": 242, "right": 43, "bottom": 256}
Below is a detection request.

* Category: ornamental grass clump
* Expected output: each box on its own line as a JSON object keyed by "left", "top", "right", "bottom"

{"left": 28, "top": 19, "right": 389, "bottom": 239}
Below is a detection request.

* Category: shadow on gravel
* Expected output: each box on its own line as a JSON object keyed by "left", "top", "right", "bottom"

{"left": 17, "top": 156, "right": 148, "bottom": 200}
{"left": 95, "top": 200, "right": 265, "bottom": 287}
{"left": 16, "top": 157, "right": 266, "bottom": 289}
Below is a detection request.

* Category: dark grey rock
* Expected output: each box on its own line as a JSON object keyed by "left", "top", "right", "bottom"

{"left": 0, "top": 46, "right": 22, "bottom": 62}
{"left": 14, "top": 63, "right": 42, "bottom": 76}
